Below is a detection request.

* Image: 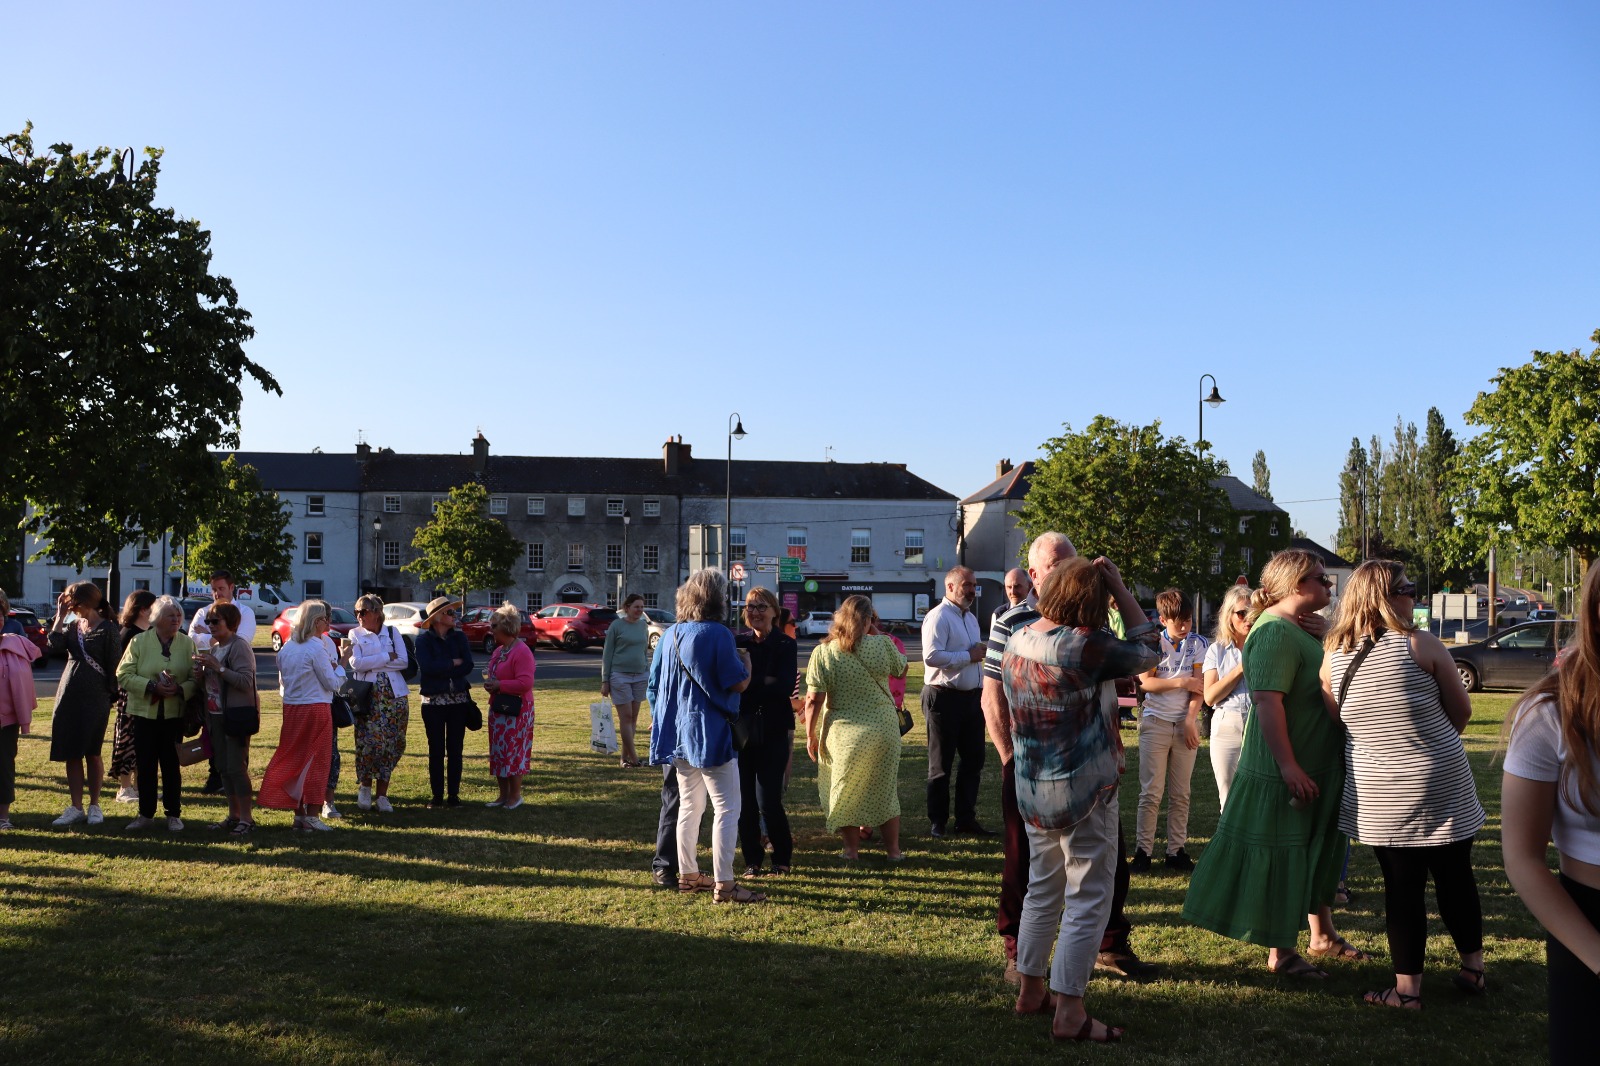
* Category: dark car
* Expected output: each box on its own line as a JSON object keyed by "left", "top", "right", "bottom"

{"left": 269, "top": 605, "right": 359, "bottom": 652}
{"left": 460, "top": 605, "right": 539, "bottom": 654}
{"left": 530, "top": 603, "right": 616, "bottom": 651}
{"left": 1449, "top": 619, "right": 1574, "bottom": 691}
{"left": 6, "top": 607, "right": 48, "bottom": 656}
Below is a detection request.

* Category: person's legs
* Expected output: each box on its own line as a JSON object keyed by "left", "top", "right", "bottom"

{"left": 64, "top": 757, "right": 85, "bottom": 811}
{"left": 736, "top": 743, "right": 765, "bottom": 870}
{"left": 1099, "top": 816, "right": 1134, "bottom": 953}
{"left": 1048, "top": 802, "right": 1120, "bottom": 1037}
{"left": 652, "top": 764, "right": 679, "bottom": 880}
{"left": 1015, "top": 822, "right": 1068, "bottom": 992}
{"left": 1209, "top": 711, "right": 1245, "bottom": 811}
{"left": 701, "top": 759, "right": 742, "bottom": 884}
{"left": 673, "top": 759, "right": 709, "bottom": 878}
{"left": 952, "top": 691, "right": 987, "bottom": 826}
{"left": 1549, "top": 875, "right": 1600, "bottom": 1063}
{"left": 1163, "top": 726, "right": 1198, "bottom": 857}
{"left": 420, "top": 702, "right": 446, "bottom": 803}
{"left": 86, "top": 754, "right": 104, "bottom": 807}
{"left": 1371, "top": 844, "right": 1429, "bottom": 984}
{"left": 922, "top": 685, "right": 958, "bottom": 828}
{"left": 619, "top": 700, "right": 640, "bottom": 765}
{"left": 445, "top": 706, "right": 467, "bottom": 802}
{"left": 157, "top": 718, "right": 183, "bottom": 818}
{"left": 132, "top": 717, "right": 159, "bottom": 820}
{"left": 1134, "top": 717, "right": 1172, "bottom": 856}
{"left": 1425, "top": 837, "right": 1484, "bottom": 977}
{"left": 326, "top": 731, "right": 341, "bottom": 806}
{"left": 0, "top": 723, "right": 19, "bottom": 819}
{"left": 755, "top": 731, "right": 792, "bottom": 867}
{"left": 998, "top": 758, "right": 1029, "bottom": 965}
{"left": 880, "top": 816, "right": 901, "bottom": 858}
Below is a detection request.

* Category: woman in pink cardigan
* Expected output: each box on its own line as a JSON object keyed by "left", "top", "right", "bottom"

{"left": 482, "top": 603, "right": 537, "bottom": 810}
{"left": 1, "top": 631, "right": 43, "bottom": 830}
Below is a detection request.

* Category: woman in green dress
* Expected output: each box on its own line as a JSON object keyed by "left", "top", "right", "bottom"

{"left": 804, "top": 595, "right": 908, "bottom": 860}
{"left": 1182, "top": 548, "right": 1371, "bottom": 977}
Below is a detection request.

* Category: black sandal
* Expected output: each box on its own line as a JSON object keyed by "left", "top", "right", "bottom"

{"left": 1363, "top": 988, "right": 1422, "bottom": 1010}
{"left": 1452, "top": 966, "right": 1487, "bottom": 995}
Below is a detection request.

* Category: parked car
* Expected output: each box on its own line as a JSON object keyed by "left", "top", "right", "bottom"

{"left": 460, "top": 604, "right": 539, "bottom": 654}
{"left": 1449, "top": 619, "right": 1573, "bottom": 691}
{"left": 381, "top": 601, "right": 429, "bottom": 638}
{"left": 644, "top": 607, "right": 675, "bottom": 652}
{"left": 796, "top": 611, "right": 834, "bottom": 638}
{"left": 179, "top": 596, "right": 216, "bottom": 626}
{"left": 1528, "top": 608, "right": 1561, "bottom": 622}
{"left": 269, "top": 605, "right": 359, "bottom": 652}
{"left": 6, "top": 607, "right": 47, "bottom": 656}
{"left": 530, "top": 603, "right": 616, "bottom": 651}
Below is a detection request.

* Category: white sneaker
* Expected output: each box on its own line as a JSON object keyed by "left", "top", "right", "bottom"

{"left": 300, "top": 816, "right": 333, "bottom": 832}
{"left": 125, "top": 816, "right": 154, "bottom": 830}
{"left": 52, "top": 805, "right": 86, "bottom": 827}
{"left": 115, "top": 785, "right": 139, "bottom": 804}
{"left": 167, "top": 816, "right": 184, "bottom": 832}
{"left": 321, "top": 801, "right": 342, "bottom": 820}
{"left": 357, "top": 785, "right": 372, "bottom": 810}
{"left": 86, "top": 804, "right": 104, "bottom": 825}
{"left": 504, "top": 797, "right": 524, "bottom": 811}
{"left": 375, "top": 796, "right": 393, "bottom": 814}
{"left": 485, "top": 799, "right": 502, "bottom": 808}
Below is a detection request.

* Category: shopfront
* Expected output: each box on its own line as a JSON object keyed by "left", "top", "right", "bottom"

{"left": 779, "top": 577, "right": 935, "bottom": 631}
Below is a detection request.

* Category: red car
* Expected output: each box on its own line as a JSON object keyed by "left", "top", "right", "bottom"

{"left": 270, "top": 605, "right": 359, "bottom": 652}
{"left": 530, "top": 603, "right": 616, "bottom": 651}
{"left": 6, "top": 607, "right": 48, "bottom": 656}
{"left": 459, "top": 605, "right": 539, "bottom": 655}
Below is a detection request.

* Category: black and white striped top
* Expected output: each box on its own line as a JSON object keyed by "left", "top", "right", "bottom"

{"left": 1330, "top": 629, "right": 1484, "bottom": 846}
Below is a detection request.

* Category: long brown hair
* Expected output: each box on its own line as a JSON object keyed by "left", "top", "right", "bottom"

{"left": 827, "top": 595, "right": 874, "bottom": 654}
{"left": 1246, "top": 549, "right": 1321, "bottom": 628}
{"left": 1509, "top": 563, "right": 1600, "bottom": 816}
{"left": 1325, "top": 560, "right": 1415, "bottom": 654}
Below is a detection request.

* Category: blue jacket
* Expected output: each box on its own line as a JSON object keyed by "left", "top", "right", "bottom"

{"left": 414, "top": 628, "right": 474, "bottom": 696}
{"left": 647, "top": 621, "right": 748, "bottom": 769}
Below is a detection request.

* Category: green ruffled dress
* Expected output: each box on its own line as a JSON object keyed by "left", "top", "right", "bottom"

{"left": 1181, "top": 613, "right": 1345, "bottom": 946}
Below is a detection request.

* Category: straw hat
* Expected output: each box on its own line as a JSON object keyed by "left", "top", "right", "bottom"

{"left": 419, "top": 595, "right": 463, "bottom": 629}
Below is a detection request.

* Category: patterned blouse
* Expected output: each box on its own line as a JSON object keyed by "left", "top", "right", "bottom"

{"left": 1002, "top": 619, "right": 1160, "bottom": 829}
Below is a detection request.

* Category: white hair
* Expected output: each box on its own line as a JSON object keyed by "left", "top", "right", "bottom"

{"left": 1027, "top": 532, "right": 1077, "bottom": 572}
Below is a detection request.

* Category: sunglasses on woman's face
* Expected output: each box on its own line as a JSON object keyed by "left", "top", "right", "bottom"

{"left": 1392, "top": 581, "right": 1417, "bottom": 597}
{"left": 1232, "top": 609, "right": 1249, "bottom": 619}
{"left": 1304, "top": 573, "right": 1333, "bottom": 588}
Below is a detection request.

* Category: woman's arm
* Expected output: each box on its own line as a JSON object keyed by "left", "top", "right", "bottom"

{"left": 1252, "top": 690, "right": 1318, "bottom": 802}
{"left": 1318, "top": 655, "right": 1341, "bottom": 724}
{"left": 348, "top": 631, "right": 390, "bottom": 673}
{"left": 218, "top": 639, "right": 256, "bottom": 697}
{"left": 600, "top": 624, "right": 618, "bottom": 684}
{"left": 116, "top": 636, "right": 152, "bottom": 693}
{"left": 1411, "top": 631, "right": 1471, "bottom": 733}
{"left": 1502, "top": 772, "right": 1600, "bottom": 973}
{"left": 1204, "top": 661, "right": 1245, "bottom": 707}
{"left": 450, "top": 633, "right": 475, "bottom": 678}
{"left": 806, "top": 691, "right": 828, "bottom": 761}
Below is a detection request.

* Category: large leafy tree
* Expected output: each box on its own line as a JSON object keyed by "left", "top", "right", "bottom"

{"left": 1251, "top": 449, "right": 1272, "bottom": 500}
{"left": 1, "top": 125, "right": 278, "bottom": 565}
{"left": 1447, "top": 330, "right": 1600, "bottom": 578}
{"left": 179, "top": 457, "right": 295, "bottom": 587}
{"left": 1015, "top": 416, "right": 1234, "bottom": 601}
{"left": 404, "top": 482, "right": 519, "bottom": 601}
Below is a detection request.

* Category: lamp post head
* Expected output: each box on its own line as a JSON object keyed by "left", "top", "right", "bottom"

{"left": 732, "top": 420, "right": 746, "bottom": 440}
{"left": 372, "top": 518, "right": 382, "bottom": 533}
{"left": 623, "top": 509, "right": 632, "bottom": 526}
{"left": 1203, "top": 385, "right": 1225, "bottom": 408}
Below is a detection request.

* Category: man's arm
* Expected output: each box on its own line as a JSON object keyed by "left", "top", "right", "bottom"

{"left": 981, "top": 676, "right": 1014, "bottom": 763}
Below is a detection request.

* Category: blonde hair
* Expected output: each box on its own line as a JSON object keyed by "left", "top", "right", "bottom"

{"left": 354, "top": 593, "right": 385, "bottom": 616}
{"left": 1325, "top": 560, "right": 1416, "bottom": 654}
{"left": 1508, "top": 563, "right": 1600, "bottom": 816}
{"left": 490, "top": 601, "right": 523, "bottom": 638}
{"left": 745, "top": 586, "right": 779, "bottom": 614}
{"left": 1246, "top": 549, "right": 1323, "bottom": 627}
{"left": 293, "top": 600, "right": 329, "bottom": 643}
{"left": 1212, "top": 585, "right": 1254, "bottom": 648}
{"left": 828, "top": 595, "right": 874, "bottom": 653}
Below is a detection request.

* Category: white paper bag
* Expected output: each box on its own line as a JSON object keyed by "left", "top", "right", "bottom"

{"left": 589, "top": 701, "right": 619, "bottom": 755}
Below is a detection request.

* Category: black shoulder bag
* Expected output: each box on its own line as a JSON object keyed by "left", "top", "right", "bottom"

{"left": 1336, "top": 627, "right": 1387, "bottom": 711}
{"left": 673, "top": 631, "right": 760, "bottom": 751}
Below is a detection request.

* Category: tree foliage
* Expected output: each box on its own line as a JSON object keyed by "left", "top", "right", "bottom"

{"left": 0, "top": 125, "right": 278, "bottom": 563}
{"left": 1447, "top": 330, "right": 1600, "bottom": 577}
{"left": 179, "top": 457, "right": 295, "bottom": 587}
{"left": 1015, "top": 416, "right": 1235, "bottom": 601}
{"left": 404, "top": 482, "right": 519, "bottom": 598}
{"left": 1251, "top": 450, "right": 1272, "bottom": 500}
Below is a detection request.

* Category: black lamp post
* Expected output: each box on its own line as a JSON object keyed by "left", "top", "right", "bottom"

{"left": 371, "top": 517, "right": 382, "bottom": 594}
{"left": 727, "top": 413, "right": 746, "bottom": 621}
{"left": 621, "top": 508, "right": 631, "bottom": 604}
{"left": 1197, "top": 374, "right": 1225, "bottom": 626}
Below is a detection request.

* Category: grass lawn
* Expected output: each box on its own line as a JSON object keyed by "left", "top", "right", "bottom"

{"left": 0, "top": 667, "right": 1550, "bottom": 1064}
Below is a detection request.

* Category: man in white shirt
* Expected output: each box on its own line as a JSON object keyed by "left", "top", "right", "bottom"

{"left": 920, "top": 565, "right": 992, "bottom": 838}
{"left": 189, "top": 570, "right": 256, "bottom": 793}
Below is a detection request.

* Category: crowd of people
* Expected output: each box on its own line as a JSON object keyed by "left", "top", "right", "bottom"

{"left": 2, "top": 544, "right": 1597, "bottom": 1059}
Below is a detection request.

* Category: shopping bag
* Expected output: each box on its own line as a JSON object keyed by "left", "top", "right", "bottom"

{"left": 589, "top": 701, "right": 619, "bottom": 756}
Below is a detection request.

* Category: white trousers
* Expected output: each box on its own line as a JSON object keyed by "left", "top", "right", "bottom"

{"left": 1209, "top": 710, "right": 1247, "bottom": 812}
{"left": 674, "top": 757, "right": 742, "bottom": 883}
{"left": 1016, "top": 800, "right": 1119, "bottom": 997}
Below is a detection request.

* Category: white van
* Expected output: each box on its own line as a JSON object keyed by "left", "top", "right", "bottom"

{"left": 185, "top": 582, "right": 292, "bottom": 624}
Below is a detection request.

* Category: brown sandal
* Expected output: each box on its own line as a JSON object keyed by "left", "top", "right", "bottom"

{"left": 1052, "top": 1017, "right": 1124, "bottom": 1043}
{"left": 1306, "top": 935, "right": 1372, "bottom": 962}
{"left": 712, "top": 882, "right": 767, "bottom": 904}
{"left": 677, "top": 872, "right": 714, "bottom": 894}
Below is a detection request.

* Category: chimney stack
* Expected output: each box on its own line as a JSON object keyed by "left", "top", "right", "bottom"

{"left": 356, "top": 441, "right": 371, "bottom": 461}
{"left": 663, "top": 435, "right": 692, "bottom": 476}
{"left": 997, "top": 458, "right": 1012, "bottom": 478}
{"left": 472, "top": 432, "right": 490, "bottom": 474}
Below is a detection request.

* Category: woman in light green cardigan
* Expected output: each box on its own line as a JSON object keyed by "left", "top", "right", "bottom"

{"left": 115, "top": 597, "right": 196, "bottom": 830}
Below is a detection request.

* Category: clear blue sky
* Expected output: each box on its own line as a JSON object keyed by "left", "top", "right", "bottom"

{"left": 10, "top": 2, "right": 1599, "bottom": 548}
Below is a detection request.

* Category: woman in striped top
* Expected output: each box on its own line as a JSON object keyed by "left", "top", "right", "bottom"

{"left": 1321, "top": 560, "right": 1484, "bottom": 1010}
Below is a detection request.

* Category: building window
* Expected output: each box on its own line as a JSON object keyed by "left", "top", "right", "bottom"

{"left": 384, "top": 495, "right": 401, "bottom": 513}
{"left": 903, "top": 529, "right": 924, "bottom": 566}
{"left": 1211, "top": 548, "right": 1223, "bottom": 575}
{"left": 568, "top": 543, "right": 585, "bottom": 570}
{"left": 304, "top": 580, "right": 324, "bottom": 598}
{"left": 1238, "top": 517, "right": 1250, "bottom": 534}
{"left": 730, "top": 527, "right": 747, "bottom": 563}
{"left": 134, "top": 579, "right": 150, "bottom": 592}
{"left": 568, "top": 497, "right": 586, "bottom": 517}
{"left": 606, "top": 498, "right": 624, "bottom": 517}
{"left": 527, "top": 497, "right": 545, "bottom": 516}
{"left": 606, "top": 544, "right": 622, "bottom": 572}
{"left": 786, "top": 527, "right": 807, "bottom": 562}
{"left": 489, "top": 496, "right": 508, "bottom": 515}
{"left": 644, "top": 592, "right": 659, "bottom": 608}
{"left": 382, "top": 541, "right": 401, "bottom": 569}
{"left": 1269, "top": 518, "right": 1280, "bottom": 536}
{"left": 304, "top": 531, "right": 324, "bottom": 563}
{"left": 526, "top": 591, "right": 543, "bottom": 611}
{"left": 527, "top": 542, "right": 545, "bottom": 571}
{"left": 133, "top": 537, "right": 152, "bottom": 566}
{"left": 50, "top": 579, "right": 68, "bottom": 597}
{"left": 431, "top": 495, "right": 445, "bottom": 513}
{"left": 642, "top": 544, "right": 659, "bottom": 572}
{"left": 1242, "top": 546, "right": 1253, "bottom": 570}
{"left": 643, "top": 498, "right": 661, "bottom": 518}
{"left": 307, "top": 495, "right": 325, "bottom": 517}
{"left": 606, "top": 591, "right": 618, "bottom": 609}
{"left": 851, "top": 529, "right": 871, "bottom": 565}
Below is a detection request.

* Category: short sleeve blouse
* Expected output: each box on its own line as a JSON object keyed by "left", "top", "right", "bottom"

{"left": 1202, "top": 641, "right": 1251, "bottom": 717}
{"left": 1505, "top": 695, "right": 1600, "bottom": 865}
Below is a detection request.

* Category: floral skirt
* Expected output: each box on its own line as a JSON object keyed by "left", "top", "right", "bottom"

{"left": 355, "top": 676, "right": 408, "bottom": 783}
{"left": 489, "top": 700, "right": 535, "bottom": 778}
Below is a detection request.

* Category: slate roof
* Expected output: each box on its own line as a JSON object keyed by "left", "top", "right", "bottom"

{"left": 1291, "top": 536, "right": 1355, "bottom": 568}
{"left": 1214, "top": 475, "right": 1286, "bottom": 514}
{"left": 959, "top": 465, "right": 1285, "bottom": 516}
{"left": 221, "top": 452, "right": 364, "bottom": 492}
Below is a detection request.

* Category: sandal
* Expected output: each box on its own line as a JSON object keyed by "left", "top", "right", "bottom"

{"left": 1268, "top": 954, "right": 1328, "bottom": 979}
{"left": 713, "top": 883, "right": 767, "bottom": 904}
{"left": 231, "top": 821, "right": 254, "bottom": 837}
{"left": 1452, "top": 966, "right": 1487, "bottom": 995}
{"left": 1334, "top": 883, "right": 1354, "bottom": 906}
{"left": 677, "top": 872, "right": 715, "bottom": 894}
{"left": 1053, "top": 1017, "right": 1124, "bottom": 1043}
{"left": 1014, "top": 993, "right": 1055, "bottom": 1017}
{"left": 743, "top": 864, "right": 765, "bottom": 878}
{"left": 1306, "top": 935, "right": 1372, "bottom": 962}
{"left": 1363, "top": 988, "right": 1422, "bottom": 1010}
{"left": 0, "top": 818, "right": 15, "bottom": 831}
{"left": 211, "top": 815, "right": 240, "bottom": 832}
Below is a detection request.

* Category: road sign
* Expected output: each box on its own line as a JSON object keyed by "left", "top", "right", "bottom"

{"left": 755, "top": 564, "right": 778, "bottom": 573}
{"left": 756, "top": 556, "right": 778, "bottom": 566}
{"left": 729, "top": 562, "right": 747, "bottom": 582}
{"left": 779, "top": 558, "right": 802, "bottom": 581}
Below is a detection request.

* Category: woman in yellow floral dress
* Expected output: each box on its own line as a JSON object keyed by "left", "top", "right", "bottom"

{"left": 804, "top": 596, "right": 908, "bottom": 860}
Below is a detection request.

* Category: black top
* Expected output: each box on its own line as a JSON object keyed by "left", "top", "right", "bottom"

{"left": 414, "top": 627, "right": 475, "bottom": 697}
{"left": 736, "top": 628, "right": 799, "bottom": 731}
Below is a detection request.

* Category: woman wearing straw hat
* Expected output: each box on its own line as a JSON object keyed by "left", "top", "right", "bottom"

{"left": 414, "top": 595, "right": 475, "bottom": 809}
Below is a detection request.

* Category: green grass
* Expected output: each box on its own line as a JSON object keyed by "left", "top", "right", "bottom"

{"left": 0, "top": 671, "right": 1550, "bottom": 1064}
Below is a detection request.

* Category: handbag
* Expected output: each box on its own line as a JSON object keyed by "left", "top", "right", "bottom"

{"left": 330, "top": 694, "right": 355, "bottom": 728}
{"left": 490, "top": 692, "right": 522, "bottom": 716}
{"left": 861, "top": 647, "right": 913, "bottom": 736}
{"left": 176, "top": 725, "right": 212, "bottom": 766}
{"left": 672, "top": 631, "right": 758, "bottom": 751}
{"left": 223, "top": 703, "right": 260, "bottom": 739}
{"left": 338, "top": 675, "right": 375, "bottom": 719}
{"left": 465, "top": 699, "right": 484, "bottom": 732}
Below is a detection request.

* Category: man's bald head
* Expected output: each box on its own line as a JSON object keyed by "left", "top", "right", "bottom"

{"left": 1003, "top": 568, "right": 1032, "bottom": 607}
{"left": 1027, "top": 532, "right": 1078, "bottom": 586}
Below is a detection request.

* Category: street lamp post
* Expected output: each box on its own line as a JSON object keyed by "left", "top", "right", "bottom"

{"left": 727, "top": 412, "right": 746, "bottom": 624}
{"left": 370, "top": 517, "right": 382, "bottom": 596}
{"left": 1197, "top": 375, "right": 1225, "bottom": 627}
{"left": 621, "top": 508, "right": 631, "bottom": 605}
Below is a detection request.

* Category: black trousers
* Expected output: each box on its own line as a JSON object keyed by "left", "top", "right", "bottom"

{"left": 421, "top": 701, "right": 469, "bottom": 801}
{"left": 923, "top": 685, "right": 986, "bottom": 826}
{"left": 1371, "top": 837, "right": 1483, "bottom": 974}
{"left": 1549, "top": 874, "right": 1600, "bottom": 1066}
{"left": 737, "top": 721, "right": 793, "bottom": 869}
{"left": 132, "top": 714, "right": 184, "bottom": 819}
{"left": 1101, "top": 816, "right": 1133, "bottom": 953}
{"left": 0, "top": 723, "right": 17, "bottom": 806}
{"left": 652, "top": 764, "right": 680, "bottom": 878}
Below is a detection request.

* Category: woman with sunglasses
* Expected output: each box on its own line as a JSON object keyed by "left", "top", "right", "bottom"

{"left": 1183, "top": 549, "right": 1367, "bottom": 978}
{"left": 414, "top": 596, "right": 475, "bottom": 808}
{"left": 735, "top": 586, "right": 798, "bottom": 876}
{"left": 1321, "top": 560, "right": 1482, "bottom": 1009}
{"left": 348, "top": 593, "right": 410, "bottom": 813}
{"left": 1202, "top": 585, "right": 1255, "bottom": 811}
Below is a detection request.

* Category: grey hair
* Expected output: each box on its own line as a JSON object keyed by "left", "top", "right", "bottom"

{"left": 675, "top": 568, "right": 728, "bottom": 622}
{"left": 491, "top": 602, "right": 523, "bottom": 638}
{"left": 151, "top": 594, "right": 184, "bottom": 624}
{"left": 1027, "top": 532, "right": 1077, "bottom": 572}
{"left": 294, "top": 600, "right": 330, "bottom": 643}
